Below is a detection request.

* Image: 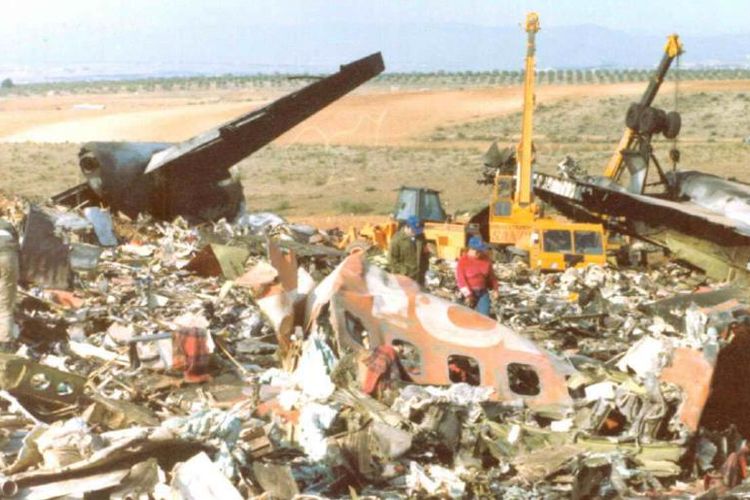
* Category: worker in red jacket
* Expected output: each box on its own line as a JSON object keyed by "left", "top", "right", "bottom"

{"left": 456, "top": 236, "right": 498, "bottom": 316}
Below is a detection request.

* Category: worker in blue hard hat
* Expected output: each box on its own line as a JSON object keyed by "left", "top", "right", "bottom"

{"left": 388, "top": 215, "right": 429, "bottom": 286}
{"left": 456, "top": 235, "right": 498, "bottom": 316}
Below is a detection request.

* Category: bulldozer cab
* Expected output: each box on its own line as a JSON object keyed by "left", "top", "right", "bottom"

{"left": 393, "top": 187, "right": 447, "bottom": 223}
{"left": 528, "top": 220, "right": 607, "bottom": 270}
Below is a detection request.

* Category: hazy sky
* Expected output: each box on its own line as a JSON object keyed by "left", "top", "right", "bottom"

{"left": 0, "top": 0, "right": 748, "bottom": 79}
{"left": 2, "top": 0, "right": 747, "bottom": 38}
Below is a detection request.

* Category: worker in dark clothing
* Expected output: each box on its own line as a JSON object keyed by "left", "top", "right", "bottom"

{"left": 456, "top": 236, "right": 498, "bottom": 316}
{"left": 388, "top": 215, "right": 429, "bottom": 286}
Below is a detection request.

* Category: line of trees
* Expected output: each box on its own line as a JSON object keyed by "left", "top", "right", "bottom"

{"left": 2, "top": 68, "right": 750, "bottom": 95}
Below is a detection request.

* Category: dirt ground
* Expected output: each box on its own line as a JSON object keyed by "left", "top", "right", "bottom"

{"left": 0, "top": 79, "right": 749, "bottom": 221}
{"left": 2, "top": 80, "right": 746, "bottom": 146}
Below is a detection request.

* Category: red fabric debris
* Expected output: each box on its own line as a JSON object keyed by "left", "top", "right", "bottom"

{"left": 172, "top": 327, "right": 211, "bottom": 383}
{"left": 361, "top": 345, "right": 399, "bottom": 395}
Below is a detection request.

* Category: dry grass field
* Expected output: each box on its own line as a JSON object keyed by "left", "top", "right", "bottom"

{"left": 0, "top": 78, "right": 748, "bottom": 221}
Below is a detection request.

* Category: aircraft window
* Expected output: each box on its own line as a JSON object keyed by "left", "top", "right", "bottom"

{"left": 543, "top": 230, "right": 572, "bottom": 253}
{"left": 392, "top": 339, "right": 422, "bottom": 376}
{"left": 507, "top": 363, "right": 541, "bottom": 396}
{"left": 423, "top": 192, "right": 446, "bottom": 221}
{"left": 494, "top": 201, "right": 512, "bottom": 217}
{"left": 395, "top": 190, "right": 418, "bottom": 221}
{"left": 574, "top": 231, "right": 604, "bottom": 255}
{"left": 448, "top": 355, "right": 481, "bottom": 386}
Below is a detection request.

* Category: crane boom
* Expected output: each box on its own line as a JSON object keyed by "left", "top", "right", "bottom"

{"left": 516, "top": 12, "right": 540, "bottom": 205}
{"left": 604, "top": 34, "right": 683, "bottom": 179}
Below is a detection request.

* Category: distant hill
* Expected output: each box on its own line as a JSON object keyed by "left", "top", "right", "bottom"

{"left": 1, "top": 22, "right": 749, "bottom": 82}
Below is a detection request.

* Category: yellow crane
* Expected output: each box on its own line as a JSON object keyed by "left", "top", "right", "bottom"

{"left": 342, "top": 13, "right": 611, "bottom": 269}
{"left": 604, "top": 34, "right": 683, "bottom": 186}
{"left": 487, "top": 12, "right": 608, "bottom": 270}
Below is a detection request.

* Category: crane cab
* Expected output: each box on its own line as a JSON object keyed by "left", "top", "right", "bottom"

{"left": 527, "top": 220, "right": 607, "bottom": 270}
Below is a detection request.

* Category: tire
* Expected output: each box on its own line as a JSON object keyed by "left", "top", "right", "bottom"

{"left": 638, "top": 107, "right": 666, "bottom": 135}
{"left": 654, "top": 109, "right": 668, "bottom": 133}
{"left": 625, "top": 103, "right": 643, "bottom": 130}
{"left": 663, "top": 111, "right": 682, "bottom": 139}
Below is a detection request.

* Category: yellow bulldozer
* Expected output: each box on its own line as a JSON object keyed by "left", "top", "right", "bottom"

{"left": 339, "top": 186, "right": 478, "bottom": 260}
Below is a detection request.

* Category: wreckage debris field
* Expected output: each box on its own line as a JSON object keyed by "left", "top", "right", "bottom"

{"left": 0, "top": 75, "right": 750, "bottom": 498}
{"left": 0, "top": 193, "right": 746, "bottom": 498}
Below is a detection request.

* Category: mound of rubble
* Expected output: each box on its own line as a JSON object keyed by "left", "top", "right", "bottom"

{"left": 1, "top": 197, "right": 749, "bottom": 499}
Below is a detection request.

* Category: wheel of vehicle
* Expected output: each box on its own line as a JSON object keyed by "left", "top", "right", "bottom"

{"left": 655, "top": 108, "right": 668, "bottom": 133}
{"left": 663, "top": 111, "right": 682, "bottom": 139}
{"left": 638, "top": 106, "right": 666, "bottom": 135}
{"left": 625, "top": 103, "right": 643, "bottom": 130}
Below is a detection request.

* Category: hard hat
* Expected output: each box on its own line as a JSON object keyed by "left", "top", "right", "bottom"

{"left": 406, "top": 215, "right": 423, "bottom": 235}
{"left": 468, "top": 235, "right": 488, "bottom": 252}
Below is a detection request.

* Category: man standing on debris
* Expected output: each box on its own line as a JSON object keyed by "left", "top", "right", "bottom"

{"left": 456, "top": 236, "right": 498, "bottom": 316}
{"left": 388, "top": 215, "right": 429, "bottom": 286}
{"left": 0, "top": 220, "right": 18, "bottom": 352}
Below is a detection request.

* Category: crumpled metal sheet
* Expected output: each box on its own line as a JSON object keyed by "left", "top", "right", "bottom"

{"left": 171, "top": 452, "right": 242, "bottom": 500}
{"left": 82, "top": 207, "right": 118, "bottom": 247}
{"left": 20, "top": 206, "right": 73, "bottom": 290}
{"left": 184, "top": 244, "right": 250, "bottom": 279}
{"left": 0, "top": 354, "right": 86, "bottom": 412}
{"left": 669, "top": 170, "right": 750, "bottom": 233}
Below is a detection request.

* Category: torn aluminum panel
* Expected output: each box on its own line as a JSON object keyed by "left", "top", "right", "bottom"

{"left": 660, "top": 345, "right": 716, "bottom": 432}
{"left": 701, "top": 329, "right": 750, "bottom": 437}
{"left": 641, "top": 285, "right": 746, "bottom": 331}
{"left": 52, "top": 52, "right": 385, "bottom": 223}
{"left": 69, "top": 242, "right": 103, "bottom": 275}
{"left": 252, "top": 462, "right": 300, "bottom": 499}
{"left": 5, "top": 426, "right": 208, "bottom": 486}
{"left": 236, "top": 239, "right": 315, "bottom": 361}
{"left": 20, "top": 206, "right": 73, "bottom": 289}
{"left": 184, "top": 244, "right": 250, "bottom": 280}
{"left": 171, "top": 452, "right": 242, "bottom": 500}
{"left": 622, "top": 150, "right": 649, "bottom": 194}
{"left": 251, "top": 242, "right": 574, "bottom": 412}
{"left": 0, "top": 354, "right": 86, "bottom": 416}
{"left": 617, "top": 336, "right": 717, "bottom": 433}
{"left": 14, "top": 469, "right": 130, "bottom": 500}
{"left": 668, "top": 170, "right": 750, "bottom": 232}
{"left": 82, "top": 207, "right": 117, "bottom": 246}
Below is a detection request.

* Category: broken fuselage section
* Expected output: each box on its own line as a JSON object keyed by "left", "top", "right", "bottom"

{"left": 53, "top": 52, "right": 386, "bottom": 223}
{"left": 244, "top": 241, "right": 575, "bottom": 413}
